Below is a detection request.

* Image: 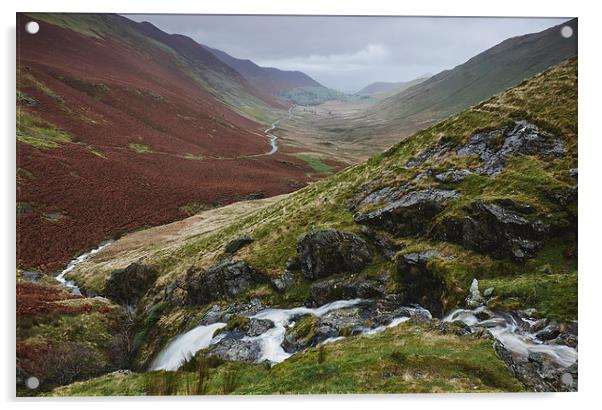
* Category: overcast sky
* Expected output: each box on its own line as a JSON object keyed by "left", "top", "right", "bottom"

{"left": 125, "top": 15, "right": 570, "bottom": 93}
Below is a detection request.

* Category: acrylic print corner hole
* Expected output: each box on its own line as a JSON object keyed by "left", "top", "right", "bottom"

{"left": 15, "top": 12, "right": 578, "bottom": 396}
{"left": 25, "top": 20, "right": 39, "bottom": 34}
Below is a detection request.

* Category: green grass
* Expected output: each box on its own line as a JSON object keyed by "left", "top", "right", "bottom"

{"left": 17, "top": 110, "right": 72, "bottom": 149}
{"left": 294, "top": 154, "right": 332, "bottom": 173}
{"left": 47, "top": 322, "right": 524, "bottom": 396}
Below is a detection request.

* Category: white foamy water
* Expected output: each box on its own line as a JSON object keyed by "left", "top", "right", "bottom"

{"left": 444, "top": 308, "right": 577, "bottom": 368}
{"left": 150, "top": 322, "right": 227, "bottom": 371}
{"left": 151, "top": 299, "right": 364, "bottom": 371}
{"left": 55, "top": 240, "right": 113, "bottom": 295}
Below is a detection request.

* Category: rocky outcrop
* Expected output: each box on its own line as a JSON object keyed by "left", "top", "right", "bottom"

{"left": 396, "top": 251, "right": 445, "bottom": 316}
{"left": 186, "top": 260, "right": 265, "bottom": 305}
{"left": 105, "top": 263, "right": 159, "bottom": 305}
{"left": 271, "top": 270, "right": 295, "bottom": 292}
{"left": 434, "top": 169, "right": 473, "bottom": 183}
{"left": 297, "top": 229, "right": 372, "bottom": 280}
{"left": 355, "top": 188, "right": 459, "bottom": 237}
{"left": 457, "top": 121, "right": 565, "bottom": 175}
{"left": 465, "top": 278, "right": 486, "bottom": 309}
{"left": 360, "top": 226, "right": 400, "bottom": 260}
{"left": 309, "top": 275, "right": 386, "bottom": 306}
{"left": 224, "top": 235, "right": 253, "bottom": 254}
{"left": 431, "top": 200, "right": 545, "bottom": 261}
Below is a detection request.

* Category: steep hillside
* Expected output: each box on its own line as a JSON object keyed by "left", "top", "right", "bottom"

{"left": 355, "top": 75, "right": 429, "bottom": 97}
{"left": 16, "top": 13, "right": 321, "bottom": 271}
{"left": 206, "top": 45, "right": 323, "bottom": 95}
{"left": 370, "top": 18, "right": 577, "bottom": 129}
{"left": 54, "top": 59, "right": 577, "bottom": 394}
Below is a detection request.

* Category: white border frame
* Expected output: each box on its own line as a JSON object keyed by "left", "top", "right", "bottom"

{"left": 2, "top": 1, "right": 599, "bottom": 408}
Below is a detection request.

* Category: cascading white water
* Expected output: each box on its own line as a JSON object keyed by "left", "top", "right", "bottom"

{"left": 149, "top": 299, "right": 433, "bottom": 372}
{"left": 443, "top": 307, "right": 577, "bottom": 368}
{"left": 150, "top": 299, "right": 364, "bottom": 371}
{"left": 55, "top": 240, "right": 113, "bottom": 295}
{"left": 150, "top": 322, "right": 227, "bottom": 371}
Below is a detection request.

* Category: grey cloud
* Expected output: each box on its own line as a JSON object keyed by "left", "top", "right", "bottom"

{"left": 125, "top": 14, "right": 570, "bottom": 93}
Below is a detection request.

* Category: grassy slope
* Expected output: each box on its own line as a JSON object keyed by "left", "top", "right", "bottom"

{"left": 372, "top": 19, "right": 577, "bottom": 126}
{"left": 67, "top": 59, "right": 577, "bottom": 373}
{"left": 49, "top": 322, "right": 523, "bottom": 395}
{"left": 25, "top": 13, "right": 284, "bottom": 125}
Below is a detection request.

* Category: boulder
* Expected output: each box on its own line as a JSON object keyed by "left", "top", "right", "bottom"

{"left": 465, "top": 278, "right": 485, "bottom": 309}
{"left": 297, "top": 229, "right": 372, "bottom": 280}
{"left": 105, "top": 263, "right": 159, "bottom": 305}
{"left": 309, "top": 275, "right": 385, "bottom": 306}
{"left": 206, "top": 337, "right": 262, "bottom": 362}
{"left": 535, "top": 324, "right": 561, "bottom": 341}
{"left": 355, "top": 188, "right": 459, "bottom": 237}
{"left": 432, "top": 200, "right": 543, "bottom": 261}
{"left": 271, "top": 270, "right": 295, "bottom": 292}
{"left": 186, "top": 259, "right": 265, "bottom": 305}
{"left": 224, "top": 235, "right": 253, "bottom": 254}
{"left": 396, "top": 251, "right": 445, "bottom": 316}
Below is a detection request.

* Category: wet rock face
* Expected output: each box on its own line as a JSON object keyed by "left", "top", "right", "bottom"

{"left": 457, "top": 121, "right": 564, "bottom": 175}
{"left": 432, "top": 200, "right": 544, "bottom": 261}
{"left": 224, "top": 235, "right": 253, "bottom": 254}
{"left": 309, "top": 275, "right": 386, "bottom": 306}
{"left": 355, "top": 188, "right": 460, "bottom": 237}
{"left": 297, "top": 229, "right": 372, "bottom": 280}
{"left": 206, "top": 337, "right": 262, "bottom": 362}
{"left": 396, "top": 251, "right": 445, "bottom": 316}
{"left": 105, "top": 263, "right": 159, "bottom": 305}
{"left": 186, "top": 260, "right": 265, "bottom": 305}
{"left": 494, "top": 340, "right": 577, "bottom": 392}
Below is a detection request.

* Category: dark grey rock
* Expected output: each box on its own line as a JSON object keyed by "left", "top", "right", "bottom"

{"left": 186, "top": 260, "right": 265, "bottom": 305}
{"left": 435, "top": 169, "right": 473, "bottom": 183}
{"left": 271, "top": 270, "right": 295, "bottom": 292}
{"left": 297, "top": 229, "right": 372, "bottom": 280}
{"left": 309, "top": 275, "right": 385, "bottom": 306}
{"left": 224, "top": 235, "right": 253, "bottom": 254}
{"left": 458, "top": 121, "right": 565, "bottom": 176}
{"left": 536, "top": 324, "right": 561, "bottom": 341}
{"left": 355, "top": 188, "right": 459, "bottom": 237}
{"left": 396, "top": 251, "right": 445, "bottom": 316}
{"left": 431, "top": 200, "right": 543, "bottom": 261}
{"left": 105, "top": 263, "right": 159, "bottom": 305}
{"left": 246, "top": 318, "right": 274, "bottom": 337}
{"left": 546, "top": 186, "right": 577, "bottom": 208}
{"left": 206, "top": 338, "right": 262, "bottom": 362}
{"left": 360, "top": 226, "right": 401, "bottom": 260}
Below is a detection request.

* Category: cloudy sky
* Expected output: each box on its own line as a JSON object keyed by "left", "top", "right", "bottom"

{"left": 125, "top": 15, "right": 570, "bottom": 93}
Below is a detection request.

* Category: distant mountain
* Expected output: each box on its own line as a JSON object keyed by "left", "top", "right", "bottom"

{"left": 355, "top": 75, "right": 430, "bottom": 96}
{"left": 370, "top": 19, "right": 577, "bottom": 127}
{"left": 205, "top": 45, "right": 324, "bottom": 95}
{"left": 16, "top": 13, "right": 316, "bottom": 271}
